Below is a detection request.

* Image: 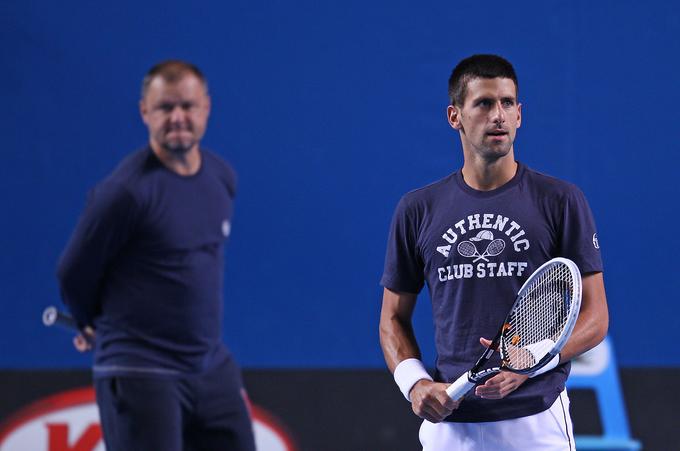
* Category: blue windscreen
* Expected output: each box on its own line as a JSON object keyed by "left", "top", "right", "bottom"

{"left": 2, "top": 0, "right": 679, "bottom": 368}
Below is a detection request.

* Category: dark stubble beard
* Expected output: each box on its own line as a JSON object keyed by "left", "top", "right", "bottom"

{"left": 162, "top": 140, "right": 195, "bottom": 156}
{"left": 160, "top": 128, "right": 197, "bottom": 156}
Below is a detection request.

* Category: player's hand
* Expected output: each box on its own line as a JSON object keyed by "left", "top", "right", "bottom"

{"left": 474, "top": 336, "right": 529, "bottom": 399}
{"left": 479, "top": 337, "right": 498, "bottom": 350}
{"left": 474, "top": 371, "right": 528, "bottom": 399}
{"left": 73, "top": 326, "right": 95, "bottom": 352}
{"left": 409, "top": 380, "right": 460, "bottom": 423}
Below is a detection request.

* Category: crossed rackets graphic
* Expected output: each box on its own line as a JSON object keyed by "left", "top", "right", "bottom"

{"left": 457, "top": 238, "right": 506, "bottom": 262}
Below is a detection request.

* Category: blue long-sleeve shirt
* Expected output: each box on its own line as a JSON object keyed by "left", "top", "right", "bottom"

{"left": 57, "top": 147, "right": 237, "bottom": 377}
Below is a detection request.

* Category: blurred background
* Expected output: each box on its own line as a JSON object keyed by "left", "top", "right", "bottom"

{"left": 1, "top": 1, "right": 678, "bottom": 450}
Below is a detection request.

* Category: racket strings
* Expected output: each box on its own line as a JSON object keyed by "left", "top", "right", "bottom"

{"left": 501, "top": 264, "right": 574, "bottom": 370}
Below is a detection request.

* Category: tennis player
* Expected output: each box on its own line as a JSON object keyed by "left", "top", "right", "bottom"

{"left": 57, "top": 61, "right": 256, "bottom": 450}
{"left": 379, "top": 54, "right": 609, "bottom": 450}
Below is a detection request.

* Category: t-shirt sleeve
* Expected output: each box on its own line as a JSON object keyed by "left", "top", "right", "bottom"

{"left": 380, "top": 196, "right": 425, "bottom": 294}
{"left": 558, "top": 186, "right": 603, "bottom": 274}
{"left": 209, "top": 151, "right": 237, "bottom": 198}
{"left": 56, "top": 181, "right": 138, "bottom": 327}
{"left": 222, "top": 160, "right": 238, "bottom": 198}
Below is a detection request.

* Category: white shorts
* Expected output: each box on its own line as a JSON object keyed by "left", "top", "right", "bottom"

{"left": 419, "top": 390, "right": 575, "bottom": 451}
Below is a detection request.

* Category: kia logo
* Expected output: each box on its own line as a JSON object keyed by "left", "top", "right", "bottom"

{"left": 0, "top": 387, "right": 296, "bottom": 451}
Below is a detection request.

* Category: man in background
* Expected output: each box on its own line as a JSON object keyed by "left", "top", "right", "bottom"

{"left": 58, "top": 60, "right": 256, "bottom": 451}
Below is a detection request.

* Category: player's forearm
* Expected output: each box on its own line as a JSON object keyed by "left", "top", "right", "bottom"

{"left": 379, "top": 288, "right": 421, "bottom": 372}
{"left": 380, "top": 316, "right": 422, "bottom": 373}
{"left": 559, "top": 314, "right": 607, "bottom": 362}
{"left": 56, "top": 255, "right": 100, "bottom": 327}
{"left": 559, "top": 272, "right": 608, "bottom": 362}
{"left": 56, "top": 232, "right": 107, "bottom": 327}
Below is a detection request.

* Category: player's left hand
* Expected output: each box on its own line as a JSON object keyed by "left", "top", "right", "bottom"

{"left": 474, "top": 337, "right": 528, "bottom": 399}
{"left": 73, "top": 326, "right": 95, "bottom": 352}
{"left": 474, "top": 371, "right": 528, "bottom": 399}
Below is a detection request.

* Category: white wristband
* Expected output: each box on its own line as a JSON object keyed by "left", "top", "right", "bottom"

{"left": 393, "top": 358, "right": 433, "bottom": 401}
{"left": 529, "top": 353, "right": 561, "bottom": 378}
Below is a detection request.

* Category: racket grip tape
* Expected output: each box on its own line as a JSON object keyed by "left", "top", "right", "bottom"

{"left": 42, "top": 306, "right": 79, "bottom": 331}
{"left": 446, "top": 373, "right": 476, "bottom": 400}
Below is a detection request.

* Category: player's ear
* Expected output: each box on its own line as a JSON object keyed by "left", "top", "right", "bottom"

{"left": 139, "top": 98, "right": 150, "bottom": 125}
{"left": 447, "top": 105, "right": 462, "bottom": 130}
{"left": 516, "top": 102, "right": 522, "bottom": 129}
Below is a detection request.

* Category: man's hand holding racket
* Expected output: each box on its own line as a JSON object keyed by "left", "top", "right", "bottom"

{"left": 410, "top": 380, "right": 461, "bottom": 423}
{"left": 73, "top": 326, "right": 96, "bottom": 352}
{"left": 410, "top": 327, "right": 536, "bottom": 423}
{"left": 43, "top": 306, "right": 95, "bottom": 352}
{"left": 473, "top": 337, "right": 529, "bottom": 399}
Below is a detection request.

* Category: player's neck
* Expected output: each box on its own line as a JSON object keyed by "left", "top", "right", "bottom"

{"left": 461, "top": 154, "right": 517, "bottom": 191}
{"left": 150, "top": 143, "right": 202, "bottom": 176}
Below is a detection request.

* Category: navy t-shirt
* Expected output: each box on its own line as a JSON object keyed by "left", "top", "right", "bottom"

{"left": 381, "top": 162, "right": 603, "bottom": 422}
{"left": 57, "top": 147, "right": 237, "bottom": 378}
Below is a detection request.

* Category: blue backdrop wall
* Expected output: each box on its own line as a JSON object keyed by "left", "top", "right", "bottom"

{"left": 2, "top": 0, "right": 679, "bottom": 369}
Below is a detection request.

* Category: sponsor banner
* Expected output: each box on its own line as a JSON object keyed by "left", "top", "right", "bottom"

{"left": 0, "top": 369, "right": 421, "bottom": 451}
{"left": 0, "top": 386, "right": 296, "bottom": 451}
{"left": 5, "top": 369, "right": 673, "bottom": 451}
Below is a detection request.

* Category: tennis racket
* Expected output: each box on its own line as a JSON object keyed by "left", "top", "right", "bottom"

{"left": 445, "top": 257, "right": 582, "bottom": 400}
{"left": 43, "top": 306, "right": 95, "bottom": 346}
{"left": 42, "top": 306, "right": 78, "bottom": 330}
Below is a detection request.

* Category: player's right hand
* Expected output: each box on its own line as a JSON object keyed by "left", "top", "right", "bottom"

{"left": 409, "top": 380, "right": 460, "bottom": 423}
{"left": 73, "top": 326, "right": 95, "bottom": 352}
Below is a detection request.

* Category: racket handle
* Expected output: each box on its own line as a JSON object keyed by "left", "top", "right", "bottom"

{"left": 42, "top": 306, "right": 78, "bottom": 331}
{"left": 446, "top": 373, "right": 476, "bottom": 400}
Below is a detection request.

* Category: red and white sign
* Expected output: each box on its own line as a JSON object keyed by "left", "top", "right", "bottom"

{"left": 0, "top": 387, "right": 296, "bottom": 451}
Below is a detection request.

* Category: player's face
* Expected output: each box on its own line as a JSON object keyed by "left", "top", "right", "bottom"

{"left": 140, "top": 74, "right": 211, "bottom": 156}
{"left": 447, "top": 77, "right": 521, "bottom": 161}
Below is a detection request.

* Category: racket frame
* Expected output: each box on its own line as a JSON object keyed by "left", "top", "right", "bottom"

{"left": 445, "top": 257, "right": 582, "bottom": 400}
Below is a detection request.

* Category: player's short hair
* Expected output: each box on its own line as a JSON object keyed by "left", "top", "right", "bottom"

{"left": 141, "top": 60, "right": 208, "bottom": 98}
{"left": 448, "top": 55, "right": 518, "bottom": 106}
